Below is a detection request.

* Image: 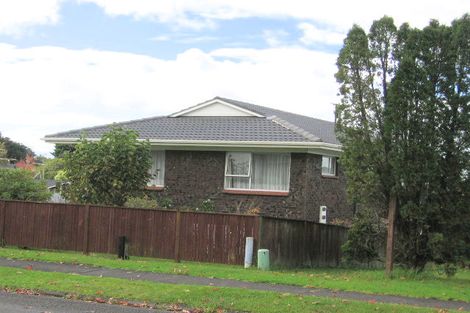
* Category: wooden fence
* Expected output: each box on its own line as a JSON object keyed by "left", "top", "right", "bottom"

{"left": 0, "top": 200, "right": 347, "bottom": 267}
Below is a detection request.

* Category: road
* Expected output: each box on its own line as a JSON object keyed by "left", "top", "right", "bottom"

{"left": 0, "top": 291, "right": 166, "bottom": 313}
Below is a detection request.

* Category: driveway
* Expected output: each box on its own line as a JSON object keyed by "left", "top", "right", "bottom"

{"left": 0, "top": 291, "right": 166, "bottom": 313}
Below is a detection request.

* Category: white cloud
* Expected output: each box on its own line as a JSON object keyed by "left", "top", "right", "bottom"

{"left": 80, "top": 0, "right": 470, "bottom": 31}
{"left": 0, "top": 44, "right": 338, "bottom": 156}
{"left": 0, "top": 0, "right": 62, "bottom": 35}
{"left": 0, "top": 1, "right": 467, "bottom": 35}
{"left": 262, "top": 30, "right": 289, "bottom": 47}
{"left": 150, "top": 35, "right": 171, "bottom": 42}
{"left": 298, "top": 23, "right": 345, "bottom": 46}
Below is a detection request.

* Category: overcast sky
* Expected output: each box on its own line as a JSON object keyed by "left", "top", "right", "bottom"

{"left": 0, "top": 0, "right": 468, "bottom": 156}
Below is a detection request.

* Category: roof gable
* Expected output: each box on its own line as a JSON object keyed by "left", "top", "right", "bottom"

{"left": 169, "top": 98, "right": 263, "bottom": 117}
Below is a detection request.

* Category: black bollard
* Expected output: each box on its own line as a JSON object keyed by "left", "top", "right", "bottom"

{"left": 117, "top": 236, "right": 129, "bottom": 260}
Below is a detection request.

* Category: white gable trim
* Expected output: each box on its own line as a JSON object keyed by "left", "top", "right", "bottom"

{"left": 169, "top": 99, "right": 264, "bottom": 117}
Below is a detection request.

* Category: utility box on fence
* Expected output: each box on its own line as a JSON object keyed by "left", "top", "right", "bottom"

{"left": 319, "top": 206, "right": 327, "bottom": 224}
{"left": 118, "top": 236, "right": 129, "bottom": 260}
{"left": 257, "top": 249, "right": 270, "bottom": 270}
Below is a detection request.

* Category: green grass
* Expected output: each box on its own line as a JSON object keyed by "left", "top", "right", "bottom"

{"left": 0, "top": 266, "right": 447, "bottom": 313}
{"left": 0, "top": 247, "right": 469, "bottom": 303}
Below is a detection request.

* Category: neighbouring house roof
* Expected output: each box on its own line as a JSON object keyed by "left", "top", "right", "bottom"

{"left": 0, "top": 163, "right": 15, "bottom": 169}
{"left": 44, "top": 97, "right": 341, "bottom": 154}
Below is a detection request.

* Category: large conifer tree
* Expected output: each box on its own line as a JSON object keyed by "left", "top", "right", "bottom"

{"left": 336, "top": 15, "right": 470, "bottom": 273}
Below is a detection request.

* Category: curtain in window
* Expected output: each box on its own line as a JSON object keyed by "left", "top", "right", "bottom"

{"left": 224, "top": 152, "right": 290, "bottom": 191}
{"left": 321, "top": 156, "right": 336, "bottom": 176}
{"left": 251, "top": 153, "right": 290, "bottom": 191}
{"left": 148, "top": 150, "right": 165, "bottom": 186}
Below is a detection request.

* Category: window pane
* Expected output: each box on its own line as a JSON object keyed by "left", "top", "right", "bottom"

{"left": 226, "top": 152, "right": 250, "bottom": 176}
{"left": 251, "top": 153, "right": 290, "bottom": 191}
{"left": 321, "top": 156, "right": 336, "bottom": 176}
{"left": 148, "top": 150, "right": 165, "bottom": 186}
{"left": 224, "top": 176, "right": 250, "bottom": 189}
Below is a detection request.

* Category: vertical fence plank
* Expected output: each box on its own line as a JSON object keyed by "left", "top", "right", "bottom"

{"left": 82, "top": 204, "right": 90, "bottom": 255}
{"left": 257, "top": 215, "right": 263, "bottom": 251}
{"left": 174, "top": 209, "right": 181, "bottom": 263}
{"left": 0, "top": 200, "right": 5, "bottom": 246}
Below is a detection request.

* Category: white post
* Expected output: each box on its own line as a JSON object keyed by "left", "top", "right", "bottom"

{"left": 244, "top": 237, "right": 254, "bottom": 268}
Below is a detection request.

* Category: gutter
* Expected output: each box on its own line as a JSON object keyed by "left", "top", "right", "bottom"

{"left": 42, "top": 137, "right": 342, "bottom": 155}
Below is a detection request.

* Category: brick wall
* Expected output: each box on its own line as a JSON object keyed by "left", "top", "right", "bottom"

{"left": 154, "top": 150, "right": 351, "bottom": 222}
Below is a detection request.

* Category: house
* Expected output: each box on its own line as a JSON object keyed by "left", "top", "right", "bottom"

{"left": 44, "top": 97, "right": 350, "bottom": 222}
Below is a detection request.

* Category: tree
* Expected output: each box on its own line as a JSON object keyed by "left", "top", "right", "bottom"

{"left": 63, "top": 127, "right": 152, "bottom": 206}
{"left": 388, "top": 16, "right": 470, "bottom": 270}
{"left": 0, "top": 168, "right": 51, "bottom": 201}
{"left": 0, "top": 141, "right": 7, "bottom": 165}
{"left": 53, "top": 144, "right": 75, "bottom": 158}
{"left": 0, "top": 133, "right": 33, "bottom": 161}
{"left": 335, "top": 16, "right": 398, "bottom": 274}
{"left": 42, "top": 158, "right": 66, "bottom": 180}
{"left": 336, "top": 15, "right": 470, "bottom": 274}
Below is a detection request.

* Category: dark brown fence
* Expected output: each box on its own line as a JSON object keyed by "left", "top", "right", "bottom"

{"left": 0, "top": 200, "right": 347, "bottom": 267}
{"left": 259, "top": 216, "right": 348, "bottom": 267}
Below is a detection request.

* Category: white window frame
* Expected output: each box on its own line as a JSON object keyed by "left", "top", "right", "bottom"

{"left": 224, "top": 152, "right": 291, "bottom": 192}
{"left": 321, "top": 155, "right": 337, "bottom": 176}
{"left": 224, "top": 152, "right": 252, "bottom": 189}
{"left": 148, "top": 150, "right": 165, "bottom": 187}
{"left": 224, "top": 152, "right": 252, "bottom": 178}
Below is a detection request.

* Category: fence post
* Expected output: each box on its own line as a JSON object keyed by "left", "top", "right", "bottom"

{"left": 82, "top": 204, "right": 90, "bottom": 255}
{"left": 174, "top": 209, "right": 181, "bottom": 263}
{"left": 0, "top": 200, "right": 6, "bottom": 247}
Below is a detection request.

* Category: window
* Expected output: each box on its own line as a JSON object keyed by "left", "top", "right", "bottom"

{"left": 321, "top": 156, "right": 337, "bottom": 176}
{"left": 148, "top": 150, "right": 165, "bottom": 187}
{"left": 224, "top": 152, "right": 290, "bottom": 192}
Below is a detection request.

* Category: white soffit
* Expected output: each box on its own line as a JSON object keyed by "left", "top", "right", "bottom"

{"left": 170, "top": 99, "right": 264, "bottom": 117}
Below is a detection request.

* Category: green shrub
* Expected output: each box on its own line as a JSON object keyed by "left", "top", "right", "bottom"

{"left": 158, "top": 197, "right": 173, "bottom": 209}
{"left": 0, "top": 168, "right": 51, "bottom": 201}
{"left": 63, "top": 127, "right": 151, "bottom": 206}
{"left": 342, "top": 206, "right": 386, "bottom": 265}
{"left": 197, "top": 199, "right": 215, "bottom": 212}
{"left": 124, "top": 196, "right": 158, "bottom": 209}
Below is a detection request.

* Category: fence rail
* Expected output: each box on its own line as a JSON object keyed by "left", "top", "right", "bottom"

{"left": 0, "top": 200, "right": 347, "bottom": 267}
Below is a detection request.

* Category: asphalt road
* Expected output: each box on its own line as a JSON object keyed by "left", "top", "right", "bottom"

{"left": 0, "top": 291, "right": 166, "bottom": 313}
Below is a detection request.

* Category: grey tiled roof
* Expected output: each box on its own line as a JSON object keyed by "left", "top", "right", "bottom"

{"left": 216, "top": 97, "right": 339, "bottom": 145}
{"left": 45, "top": 97, "right": 339, "bottom": 145}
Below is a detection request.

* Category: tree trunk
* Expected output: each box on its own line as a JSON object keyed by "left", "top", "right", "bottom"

{"left": 385, "top": 195, "right": 397, "bottom": 277}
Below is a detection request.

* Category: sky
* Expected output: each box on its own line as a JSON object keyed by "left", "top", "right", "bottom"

{"left": 0, "top": 1, "right": 468, "bottom": 156}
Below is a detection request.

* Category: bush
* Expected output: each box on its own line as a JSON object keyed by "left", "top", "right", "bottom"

{"left": 43, "top": 158, "right": 65, "bottom": 180}
{"left": 124, "top": 196, "right": 158, "bottom": 209}
{"left": 63, "top": 127, "right": 151, "bottom": 206}
{"left": 158, "top": 197, "right": 173, "bottom": 209}
{"left": 196, "top": 199, "right": 215, "bottom": 212}
{"left": 245, "top": 207, "right": 261, "bottom": 215}
{"left": 342, "top": 206, "right": 386, "bottom": 265}
{"left": 0, "top": 168, "right": 51, "bottom": 201}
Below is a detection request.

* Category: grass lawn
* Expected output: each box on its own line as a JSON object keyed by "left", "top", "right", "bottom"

{"left": 0, "top": 266, "right": 448, "bottom": 313}
{"left": 0, "top": 247, "right": 469, "bottom": 303}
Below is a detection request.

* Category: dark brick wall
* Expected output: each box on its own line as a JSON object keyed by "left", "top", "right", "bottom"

{"left": 154, "top": 150, "right": 351, "bottom": 222}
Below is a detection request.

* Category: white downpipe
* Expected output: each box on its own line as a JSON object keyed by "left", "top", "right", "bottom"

{"left": 244, "top": 237, "right": 254, "bottom": 268}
